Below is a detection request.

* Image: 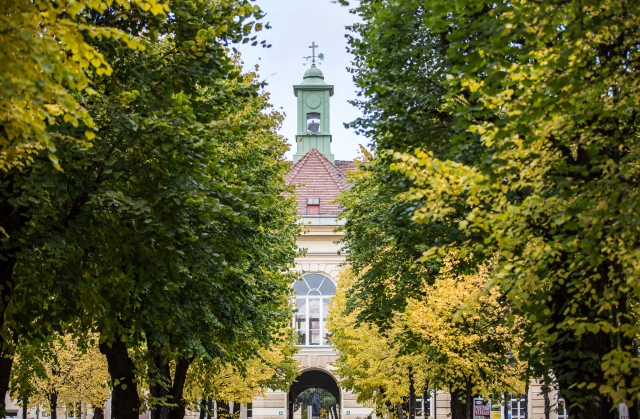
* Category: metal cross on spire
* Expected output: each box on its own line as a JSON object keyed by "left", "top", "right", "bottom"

{"left": 303, "top": 41, "right": 325, "bottom": 66}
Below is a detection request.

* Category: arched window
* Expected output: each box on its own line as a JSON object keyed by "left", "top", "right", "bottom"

{"left": 293, "top": 273, "right": 335, "bottom": 346}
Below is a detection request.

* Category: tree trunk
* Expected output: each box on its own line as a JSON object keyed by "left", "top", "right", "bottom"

{"left": 100, "top": 337, "right": 140, "bottom": 419}
{"left": 51, "top": 392, "right": 58, "bottom": 419}
{"left": 450, "top": 393, "right": 464, "bottom": 419}
{"left": 552, "top": 320, "right": 615, "bottom": 418}
{"left": 396, "top": 402, "right": 404, "bottom": 419}
{"left": 217, "top": 401, "right": 230, "bottom": 419}
{"left": 449, "top": 379, "right": 473, "bottom": 419}
{"left": 0, "top": 257, "right": 17, "bottom": 415}
{"left": 0, "top": 173, "right": 27, "bottom": 413}
{"left": 166, "top": 358, "right": 192, "bottom": 419}
{"left": 22, "top": 396, "right": 28, "bottom": 419}
{"left": 545, "top": 257, "right": 616, "bottom": 419}
{"left": 464, "top": 380, "right": 472, "bottom": 419}
{"left": 149, "top": 349, "right": 171, "bottom": 419}
{"left": 94, "top": 407, "right": 104, "bottom": 419}
{"left": 619, "top": 300, "right": 639, "bottom": 419}
{"left": 541, "top": 380, "right": 550, "bottom": 419}
{"left": 408, "top": 368, "right": 415, "bottom": 419}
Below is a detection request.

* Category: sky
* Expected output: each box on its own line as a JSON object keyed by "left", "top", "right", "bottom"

{"left": 237, "top": 0, "right": 364, "bottom": 161}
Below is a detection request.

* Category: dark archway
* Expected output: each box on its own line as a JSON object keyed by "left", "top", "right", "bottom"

{"left": 288, "top": 370, "right": 340, "bottom": 419}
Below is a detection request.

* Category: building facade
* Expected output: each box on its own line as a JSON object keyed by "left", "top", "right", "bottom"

{"left": 251, "top": 61, "right": 370, "bottom": 419}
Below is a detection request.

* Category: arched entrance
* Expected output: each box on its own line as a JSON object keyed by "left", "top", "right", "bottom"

{"left": 288, "top": 370, "right": 340, "bottom": 419}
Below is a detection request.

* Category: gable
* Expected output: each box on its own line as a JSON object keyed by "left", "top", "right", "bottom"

{"left": 286, "top": 149, "right": 353, "bottom": 216}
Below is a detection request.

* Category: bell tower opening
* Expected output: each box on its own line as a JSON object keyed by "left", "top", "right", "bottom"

{"left": 288, "top": 370, "right": 341, "bottom": 419}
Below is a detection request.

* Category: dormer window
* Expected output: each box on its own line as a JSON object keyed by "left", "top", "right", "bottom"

{"left": 306, "top": 197, "right": 320, "bottom": 215}
{"left": 307, "top": 113, "right": 321, "bottom": 133}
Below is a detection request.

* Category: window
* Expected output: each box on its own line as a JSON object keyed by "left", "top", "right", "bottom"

{"left": 510, "top": 395, "right": 526, "bottom": 419}
{"left": 415, "top": 390, "right": 434, "bottom": 419}
{"left": 293, "top": 273, "right": 336, "bottom": 346}
{"left": 307, "top": 113, "right": 321, "bottom": 133}
{"left": 247, "top": 403, "right": 253, "bottom": 419}
{"left": 557, "top": 397, "right": 568, "bottom": 419}
{"left": 306, "top": 197, "right": 320, "bottom": 215}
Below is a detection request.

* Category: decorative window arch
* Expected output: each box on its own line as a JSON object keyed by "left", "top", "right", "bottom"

{"left": 292, "top": 272, "right": 336, "bottom": 346}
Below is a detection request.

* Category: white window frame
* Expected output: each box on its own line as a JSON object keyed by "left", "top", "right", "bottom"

{"left": 415, "top": 390, "right": 435, "bottom": 419}
{"left": 509, "top": 395, "right": 526, "bottom": 419}
{"left": 557, "top": 396, "right": 569, "bottom": 419}
{"left": 293, "top": 273, "right": 335, "bottom": 347}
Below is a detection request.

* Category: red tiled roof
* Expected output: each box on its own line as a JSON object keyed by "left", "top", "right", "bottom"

{"left": 335, "top": 160, "right": 356, "bottom": 172}
{"left": 286, "top": 149, "right": 354, "bottom": 216}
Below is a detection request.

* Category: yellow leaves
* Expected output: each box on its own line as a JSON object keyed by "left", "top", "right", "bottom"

{"left": 12, "top": 333, "right": 110, "bottom": 411}
{"left": 328, "top": 264, "right": 525, "bottom": 406}
{"left": 327, "top": 268, "right": 428, "bottom": 407}
{"left": 461, "top": 79, "right": 484, "bottom": 93}
{"left": 184, "top": 332, "right": 299, "bottom": 405}
{"left": 149, "top": 2, "right": 168, "bottom": 16}
{"left": 0, "top": 0, "right": 168, "bottom": 170}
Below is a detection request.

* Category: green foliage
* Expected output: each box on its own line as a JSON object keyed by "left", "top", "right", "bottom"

{"left": 0, "top": 0, "right": 166, "bottom": 170}
{"left": 345, "top": 0, "right": 640, "bottom": 416}
{"left": 336, "top": 150, "right": 463, "bottom": 331}
{"left": 2, "top": 0, "right": 297, "bottom": 416}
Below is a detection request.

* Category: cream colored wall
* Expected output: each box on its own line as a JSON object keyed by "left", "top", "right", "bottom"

{"left": 254, "top": 216, "right": 373, "bottom": 419}
{"left": 293, "top": 216, "right": 346, "bottom": 279}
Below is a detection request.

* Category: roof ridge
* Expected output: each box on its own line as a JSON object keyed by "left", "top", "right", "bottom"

{"left": 313, "top": 149, "right": 347, "bottom": 191}
{"left": 286, "top": 149, "right": 314, "bottom": 184}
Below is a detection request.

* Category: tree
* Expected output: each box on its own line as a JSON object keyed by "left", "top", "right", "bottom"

{"left": 336, "top": 149, "right": 464, "bottom": 330}
{"left": 328, "top": 260, "right": 526, "bottom": 419}
{"left": 327, "top": 268, "right": 428, "bottom": 419}
{"left": 9, "top": 334, "right": 110, "bottom": 419}
{"left": 0, "top": 0, "right": 166, "bottom": 170}
{"left": 353, "top": 0, "right": 640, "bottom": 417}
{"left": 404, "top": 254, "right": 527, "bottom": 419}
{"left": 2, "top": 2, "right": 293, "bottom": 419}
{"left": 0, "top": 1, "right": 165, "bottom": 411}
{"left": 183, "top": 333, "right": 300, "bottom": 415}
{"left": 338, "top": 0, "right": 488, "bottom": 330}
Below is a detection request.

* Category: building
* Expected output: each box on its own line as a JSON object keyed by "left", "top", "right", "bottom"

{"left": 250, "top": 56, "right": 371, "bottom": 419}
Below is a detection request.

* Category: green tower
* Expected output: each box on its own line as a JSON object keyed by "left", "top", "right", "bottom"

{"left": 293, "top": 42, "right": 334, "bottom": 163}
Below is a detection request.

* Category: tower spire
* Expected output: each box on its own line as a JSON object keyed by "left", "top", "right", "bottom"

{"left": 303, "top": 41, "right": 325, "bottom": 66}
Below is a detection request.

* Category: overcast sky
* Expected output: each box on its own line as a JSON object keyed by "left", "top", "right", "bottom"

{"left": 237, "top": 0, "right": 364, "bottom": 161}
